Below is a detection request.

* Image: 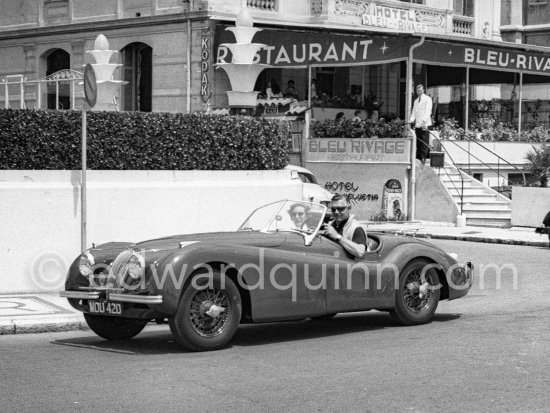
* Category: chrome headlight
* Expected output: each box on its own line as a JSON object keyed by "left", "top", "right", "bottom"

{"left": 125, "top": 254, "right": 145, "bottom": 284}
{"left": 78, "top": 251, "right": 95, "bottom": 277}
{"left": 115, "top": 251, "right": 145, "bottom": 290}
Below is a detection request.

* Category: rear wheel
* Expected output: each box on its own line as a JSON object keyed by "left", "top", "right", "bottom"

{"left": 390, "top": 259, "right": 441, "bottom": 325}
{"left": 169, "top": 271, "right": 241, "bottom": 351}
{"left": 84, "top": 314, "right": 148, "bottom": 340}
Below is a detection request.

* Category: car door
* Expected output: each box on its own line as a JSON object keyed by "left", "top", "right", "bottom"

{"left": 244, "top": 232, "right": 330, "bottom": 322}
{"left": 324, "top": 241, "right": 388, "bottom": 313}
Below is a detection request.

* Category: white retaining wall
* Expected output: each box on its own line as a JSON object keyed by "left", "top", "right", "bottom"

{"left": 511, "top": 186, "right": 550, "bottom": 227}
{"left": 0, "top": 170, "right": 303, "bottom": 293}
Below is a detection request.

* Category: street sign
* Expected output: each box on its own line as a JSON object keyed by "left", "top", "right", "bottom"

{"left": 83, "top": 63, "right": 97, "bottom": 108}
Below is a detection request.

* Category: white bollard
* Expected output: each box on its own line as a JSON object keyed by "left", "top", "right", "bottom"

{"left": 456, "top": 214, "right": 467, "bottom": 227}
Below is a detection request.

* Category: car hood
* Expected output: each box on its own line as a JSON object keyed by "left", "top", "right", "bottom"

{"left": 93, "top": 231, "right": 287, "bottom": 255}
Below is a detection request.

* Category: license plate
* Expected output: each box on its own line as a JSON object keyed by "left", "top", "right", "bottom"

{"left": 88, "top": 300, "right": 123, "bottom": 315}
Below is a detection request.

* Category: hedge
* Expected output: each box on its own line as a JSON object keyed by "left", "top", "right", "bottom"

{"left": 311, "top": 118, "right": 406, "bottom": 139}
{"left": 0, "top": 109, "right": 291, "bottom": 170}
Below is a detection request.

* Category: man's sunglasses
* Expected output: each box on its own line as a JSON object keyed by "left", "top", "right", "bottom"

{"left": 331, "top": 206, "right": 348, "bottom": 213}
{"left": 291, "top": 211, "right": 305, "bottom": 216}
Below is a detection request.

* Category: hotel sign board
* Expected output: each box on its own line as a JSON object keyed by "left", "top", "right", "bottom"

{"left": 332, "top": 0, "right": 447, "bottom": 34}
{"left": 307, "top": 138, "right": 411, "bottom": 164}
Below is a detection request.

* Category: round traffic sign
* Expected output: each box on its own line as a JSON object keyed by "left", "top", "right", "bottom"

{"left": 83, "top": 64, "right": 97, "bottom": 108}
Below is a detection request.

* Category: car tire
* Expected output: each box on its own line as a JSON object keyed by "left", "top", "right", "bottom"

{"left": 84, "top": 314, "right": 148, "bottom": 340}
{"left": 310, "top": 313, "right": 337, "bottom": 321}
{"left": 169, "top": 271, "right": 242, "bottom": 352}
{"left": 390, "top": 259, "right": 441, "bottom": 325}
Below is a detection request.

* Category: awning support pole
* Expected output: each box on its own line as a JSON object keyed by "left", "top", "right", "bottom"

{"left": 406, "top": 36, "right": 425, "bottom": 222}
{"left": 518, "top": 72, "right": 523, "bottom": 136}
{"left": 465, "top": 67, "right": 469, "bottom": 130}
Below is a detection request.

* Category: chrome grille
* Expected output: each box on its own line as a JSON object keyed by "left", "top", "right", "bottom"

{"left": 109, "top": 250, "right": 133, "bottom": 288}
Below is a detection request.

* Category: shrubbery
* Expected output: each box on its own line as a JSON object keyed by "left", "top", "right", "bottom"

{"left": 438, "top": 118, "right": 550, "bottom": 142}
{"left": 310, "top": 118, "right": 406, "bottom": 139}
{"left": 0, "top": 109, "right": 291, "bottom": 170}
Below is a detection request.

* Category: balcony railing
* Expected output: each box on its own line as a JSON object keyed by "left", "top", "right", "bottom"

{"left": 246, "top": 0, "right": 278, "bottom": 12}
{"left": 452, "top": 15, "right": 475, "bottom": 36}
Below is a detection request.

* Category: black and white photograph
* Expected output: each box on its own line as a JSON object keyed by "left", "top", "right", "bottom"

{"left": 1, "top": 0, "right": 549, "bottom": 411}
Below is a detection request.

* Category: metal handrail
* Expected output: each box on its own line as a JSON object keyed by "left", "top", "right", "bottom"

{"left": 442, "top": 132, "right": 527, "bottom": 187}
{"left": 420, "top": 130, "right": 465, "bottom": 214}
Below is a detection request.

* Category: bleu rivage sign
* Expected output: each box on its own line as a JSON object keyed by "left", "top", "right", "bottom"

{"left": 307, "top": 138, "right": 411, "bottom": 163}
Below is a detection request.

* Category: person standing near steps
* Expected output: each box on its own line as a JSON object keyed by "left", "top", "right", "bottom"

{"left": 409, "top": 84, "right": 433, "bottom": 164}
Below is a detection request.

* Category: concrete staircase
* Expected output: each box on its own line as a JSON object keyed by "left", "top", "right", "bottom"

{"left": 437, "top": 164, "right": 512, "bottom": 228}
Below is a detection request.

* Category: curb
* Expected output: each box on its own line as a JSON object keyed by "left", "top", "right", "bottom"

{"left": 376, "top": 230, "right": 548, "bottom": 247}
{"left": 0, "top": 316, "right": 87, "bottom": 336}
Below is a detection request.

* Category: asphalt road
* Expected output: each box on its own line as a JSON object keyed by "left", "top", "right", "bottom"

{"left": 1, "top": 240, "right": 549, "bottom": 413}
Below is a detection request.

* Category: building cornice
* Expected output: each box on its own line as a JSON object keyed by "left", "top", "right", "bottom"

{"left": 0, "top": 11, "right": 210, "bottom": 41}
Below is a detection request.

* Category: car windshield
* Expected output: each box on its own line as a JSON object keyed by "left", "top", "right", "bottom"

{"left": 238, "top": 200, "right": 327, "bottom": 234}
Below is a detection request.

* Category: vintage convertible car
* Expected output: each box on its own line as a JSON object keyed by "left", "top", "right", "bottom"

{"left": 61, "top": 200, "right": 473, "bottom": 351}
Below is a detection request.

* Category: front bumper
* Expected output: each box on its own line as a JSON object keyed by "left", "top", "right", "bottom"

{"left": 60, "top": 289, "right": 163, "bottom": 304}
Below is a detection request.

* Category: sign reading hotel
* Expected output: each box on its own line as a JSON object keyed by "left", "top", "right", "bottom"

{"left": 332, "top": 0, "right": 445, "bottom": 34}
{"left": 307, "top": 138, "right": 411, "bottom": 163}
{"left": 361, "top": 4, "right": 428, "bottom": 33}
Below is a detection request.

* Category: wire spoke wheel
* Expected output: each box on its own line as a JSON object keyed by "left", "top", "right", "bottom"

{"left": 169, "top": 271, "right": 242, "bottom": 351}
{"left": 401, "top": 268, "right": 436, "bottom": 313}
{"left": 390, "top": 259, "right": 440, "bottom": 325}
{"left": 188, "top": 287, "right": 231, "bottom": 337}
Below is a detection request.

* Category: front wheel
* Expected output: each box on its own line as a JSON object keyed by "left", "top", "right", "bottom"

{"left": 169, "top": 271, "right": 242, "bottom": 351}
{"left": 84, "top": 314, "right": 148, "bottom": 340}
{"left": 390, "top": 259, "right": 441, "bottom": 325}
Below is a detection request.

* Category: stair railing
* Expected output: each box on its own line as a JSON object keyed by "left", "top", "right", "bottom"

{"left": 418, "top": 131, "right": 465, "bottom": 214}
{"left": 440, "top": 132, "right": 527, "bottom": 190}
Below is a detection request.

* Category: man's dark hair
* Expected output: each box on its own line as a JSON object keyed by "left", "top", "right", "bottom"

{"left": 330, "top": 194, "right": 350, "bottom": 206}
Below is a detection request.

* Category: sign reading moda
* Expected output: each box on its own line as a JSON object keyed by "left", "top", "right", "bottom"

{"left": 307, "top": 138, "right": 411, "bottom": 163}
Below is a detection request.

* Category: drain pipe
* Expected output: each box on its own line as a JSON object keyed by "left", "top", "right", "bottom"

{"left": 186, "top": 18, "right": 192, "bottom": 113}
{"left": 406, "top": 36, "right": 425, "bottom": 222}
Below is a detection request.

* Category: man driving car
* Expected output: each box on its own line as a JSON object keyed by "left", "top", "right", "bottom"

{"left": 323, "top": 194, "right": 367, "bottom": 258}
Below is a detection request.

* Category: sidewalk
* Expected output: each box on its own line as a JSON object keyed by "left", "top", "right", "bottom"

{"left": 1, "top": 223, "right": 547, "bottom": 336}
{"left": 364, "top": 221, "right": 549, "bottom": 247}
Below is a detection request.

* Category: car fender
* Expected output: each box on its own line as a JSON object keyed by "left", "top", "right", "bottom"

{"left": 148, "top": 242, "right": 261, "bottom": 315}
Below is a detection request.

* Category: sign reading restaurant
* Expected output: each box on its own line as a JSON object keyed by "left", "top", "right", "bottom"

{"left": 216, "top": 28, "right": 550, "bottom": 76}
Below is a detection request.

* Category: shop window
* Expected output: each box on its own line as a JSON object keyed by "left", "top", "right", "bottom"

{"left": 453, "top": 0, "right": 474, "bottom": 16}
{"left": 121, "top": 42, "right": 152, "bottom": 112}
{"left": 46, "top": 49, "right": 70, "bottom": 110}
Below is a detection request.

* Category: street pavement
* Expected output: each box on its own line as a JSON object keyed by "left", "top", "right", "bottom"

{"left": 1, "top": 222, "right": 547, "bottom": 336}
